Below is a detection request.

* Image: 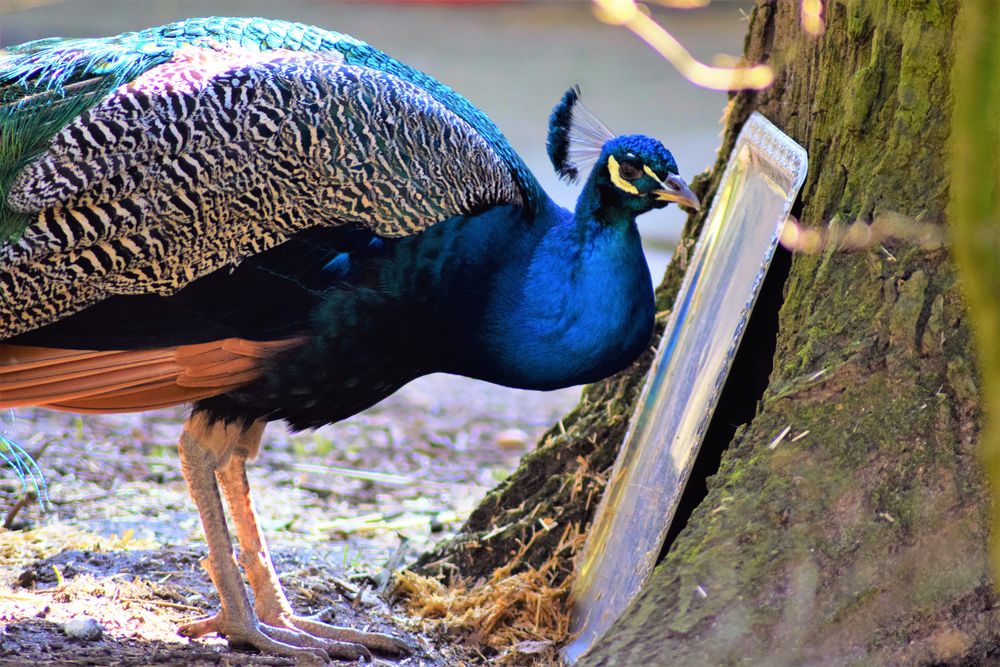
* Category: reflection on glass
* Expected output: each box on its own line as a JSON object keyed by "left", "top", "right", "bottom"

{"left": 564, "top": 113, "right": 808, "bottom": 663}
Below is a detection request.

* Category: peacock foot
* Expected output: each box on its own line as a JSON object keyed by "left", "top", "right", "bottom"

{"left": 265, "top": 611, "right": 416, "bottom": 656}
{"left": 179, "top": 611, "right": 373, "bottom": 662}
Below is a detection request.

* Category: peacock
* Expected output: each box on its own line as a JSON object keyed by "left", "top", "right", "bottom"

{"left": 0, "top": 17, "right": 700, "bottom": 661}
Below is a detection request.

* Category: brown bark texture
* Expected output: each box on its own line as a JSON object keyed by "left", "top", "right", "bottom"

{"left": 421, "top": 1, "right": 995, "bottom": 665}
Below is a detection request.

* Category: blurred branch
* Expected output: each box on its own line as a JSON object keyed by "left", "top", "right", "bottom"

{"left": 950, "top": 3, "right": 1000, "bottom": 577}
{"left": 780, "top": 212, "right": 945, "bottom": 256}
{"left": 592, "top": 0, "right": 773, "bottom": 90}
{"left": 647, "top": 0, "right": 711, "bottom": 7}
{"left": 800, "top": 0, "right": 825, "bottom": 36}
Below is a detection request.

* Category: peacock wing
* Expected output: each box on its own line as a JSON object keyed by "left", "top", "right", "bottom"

{"left": 1, "top": 23, "right": 530, "bottom": 339}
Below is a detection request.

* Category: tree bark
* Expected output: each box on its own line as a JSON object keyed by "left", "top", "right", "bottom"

{"left": 581, "top": 2, "right": 997, "bottom": 664}
{"left": 420, "top": 2, "right": 995, "bottom": 664}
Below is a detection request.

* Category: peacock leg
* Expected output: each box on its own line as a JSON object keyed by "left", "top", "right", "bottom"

{"left": 216, "top": 428, "right": 412, "bottom": 656}
{"left": 176, "top": 414, "right": 369, "bottom": 661}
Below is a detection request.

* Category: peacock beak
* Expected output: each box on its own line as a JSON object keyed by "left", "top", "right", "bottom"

{"left": 652, "top": 174, "right": 701, "bottom": 211}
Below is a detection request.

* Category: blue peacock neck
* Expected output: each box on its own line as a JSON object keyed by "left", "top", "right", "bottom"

{"left": 447, "top": 190, "right": 656, "bottom": 390}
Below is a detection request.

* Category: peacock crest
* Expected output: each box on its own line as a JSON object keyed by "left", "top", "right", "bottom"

{"left": 546, "top": 86, "right": 615, "bottom": 183}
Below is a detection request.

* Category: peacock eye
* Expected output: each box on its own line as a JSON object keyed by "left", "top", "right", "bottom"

{"left": 618, "top": 159, "right": 643, "bottom": 181}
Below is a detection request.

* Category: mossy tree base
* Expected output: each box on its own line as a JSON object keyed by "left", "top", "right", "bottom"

{"left": 419, "top": 2, "right": 994, "bottom": 664}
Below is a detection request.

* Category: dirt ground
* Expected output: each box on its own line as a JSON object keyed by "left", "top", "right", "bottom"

{"left": 0, "top": 375, "right": 579, "bottom": 665}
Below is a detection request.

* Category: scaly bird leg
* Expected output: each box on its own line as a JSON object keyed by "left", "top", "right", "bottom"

{"left": 176, "top": 414, "right": 369, "bottom": 662}
{"left": 216, "top": 427, "right": 411, "bottom": 656}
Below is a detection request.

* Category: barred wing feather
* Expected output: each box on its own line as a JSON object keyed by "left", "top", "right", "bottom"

{"left": 1, "top": 41, "right": 523, "bottom": 338}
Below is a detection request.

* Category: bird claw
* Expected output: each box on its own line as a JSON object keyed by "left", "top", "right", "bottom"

{"left": 179, "top": 612, "right": 373, "bottom": 662}
{"left": 286, "top": 614, "right": 417, "bottom": 656}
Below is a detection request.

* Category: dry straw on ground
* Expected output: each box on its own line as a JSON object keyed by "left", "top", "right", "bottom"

{"left": 394, "top": 522, "right": 585, "bottom": 664}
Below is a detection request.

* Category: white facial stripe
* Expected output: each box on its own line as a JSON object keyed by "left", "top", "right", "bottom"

{"left": 608, "top": 155, "right": 639, "bottom": 195}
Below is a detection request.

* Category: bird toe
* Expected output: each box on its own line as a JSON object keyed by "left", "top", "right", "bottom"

{"left": 321, "top": 640, "right": 373, "bottom": 661}
{"left": 285, "top": 615, "right": 415, "bottom": 656}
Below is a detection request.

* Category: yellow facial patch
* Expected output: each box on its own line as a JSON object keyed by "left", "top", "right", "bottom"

{"left": 607, "top": 155, "right": 639, "bottom": 195}
{"left": 643, "top": 165, "right": 660, "bottom": 181}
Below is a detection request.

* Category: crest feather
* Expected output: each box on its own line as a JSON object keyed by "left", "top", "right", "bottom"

{"left": 546, "top": 86, "right": 614, "bottom": 183}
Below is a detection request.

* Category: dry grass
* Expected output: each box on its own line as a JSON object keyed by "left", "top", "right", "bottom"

{"left": 393, "top": 522, "right": 586, "bottom": 664}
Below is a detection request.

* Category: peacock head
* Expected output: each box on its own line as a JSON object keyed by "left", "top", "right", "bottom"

{"left": 547, "top": 86, "right": 700, "bottom": 216}
{"left": 595, "top": 135, "right": 700, "bottom": 213}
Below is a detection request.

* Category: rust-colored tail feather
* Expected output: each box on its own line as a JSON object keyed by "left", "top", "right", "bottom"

{"left": 0, "top": 338, "right": 302, "bottom": 413}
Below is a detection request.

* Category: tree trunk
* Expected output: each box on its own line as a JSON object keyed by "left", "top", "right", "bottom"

{"left": 420, "top": 1, "right": 995, "bottom": 664}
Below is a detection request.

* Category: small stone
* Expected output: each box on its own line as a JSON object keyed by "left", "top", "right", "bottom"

{"left": 515, "top": 639, "right": 554, "bottom": 654}
{"left": 14, "top": 569, "right": 36, "bottom": 588}
{"left": 495, "top": 428, "right": 529, "bottom": 450}
{"left": 64, "top": 616, "right": 103, "bottom": 641}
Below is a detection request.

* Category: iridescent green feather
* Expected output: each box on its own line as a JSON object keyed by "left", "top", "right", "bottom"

{"left": 0, "top": 35, "right": 173, "bottom": 241}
